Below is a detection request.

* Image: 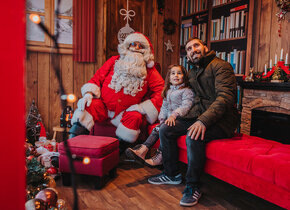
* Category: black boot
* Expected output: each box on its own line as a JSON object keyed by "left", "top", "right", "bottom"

{"left": 68, "top": 122, "right": 90, "bottom": 139}
{"left": 118, "top": 138, "right": 133, "bottom": 155}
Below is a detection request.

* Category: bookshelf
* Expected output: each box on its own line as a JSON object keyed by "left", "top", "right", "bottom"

{"left": 179, "top": 0, "right": 254, "bottom": 76}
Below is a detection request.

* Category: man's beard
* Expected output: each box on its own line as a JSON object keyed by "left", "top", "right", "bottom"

{"left": 109, "top": 51, "right": 147, "bottom": 97}
{"left": 188, "top": 49, "right": 206, "bottom": 64}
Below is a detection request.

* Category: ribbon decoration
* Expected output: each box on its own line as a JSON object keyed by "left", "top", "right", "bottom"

{"left": 119, "top": 0, "right": 136, "bottom": 24}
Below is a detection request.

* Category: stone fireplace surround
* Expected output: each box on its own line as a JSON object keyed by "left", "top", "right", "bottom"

{"left": 240, "top": 82, "right": 290, "bottom": 135}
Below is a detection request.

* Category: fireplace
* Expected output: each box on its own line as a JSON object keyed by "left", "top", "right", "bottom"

{"left": 250, "top": 109, "right": 290, "bottom": 144}
{"left": 240, "top": 82, "right": 290, "bottom": 143}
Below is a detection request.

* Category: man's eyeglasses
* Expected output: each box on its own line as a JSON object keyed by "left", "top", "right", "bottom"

{"left": 129, "top": 42, "right": 144, "bottom": 49}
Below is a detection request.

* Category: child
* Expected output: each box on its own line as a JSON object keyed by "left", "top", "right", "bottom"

{"left": 125, "top": 64, "right": 194, "bottom": 167}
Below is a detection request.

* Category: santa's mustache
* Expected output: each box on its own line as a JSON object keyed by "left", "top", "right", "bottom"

{"left": 115, "top": 52, "right": 147, "bottom": 78}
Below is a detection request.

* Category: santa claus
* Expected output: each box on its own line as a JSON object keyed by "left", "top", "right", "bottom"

{"left": 69, "top": 32, "right": 164, "bottom": 144}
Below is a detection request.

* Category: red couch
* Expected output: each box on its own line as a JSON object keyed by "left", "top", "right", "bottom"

{"left": 92, "top": 122, "right": 290, "bottom": 209}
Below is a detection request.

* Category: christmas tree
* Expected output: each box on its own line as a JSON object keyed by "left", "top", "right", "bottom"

{"left": 26, "top": 100, "right": 43, "bottom": 145}
{"left": 26, "top": 157, "right": 48, "bottom": 200}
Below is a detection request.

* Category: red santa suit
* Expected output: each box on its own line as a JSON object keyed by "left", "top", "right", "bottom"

{"left": 71, "top": 32, "right": 164, "bottom": 143}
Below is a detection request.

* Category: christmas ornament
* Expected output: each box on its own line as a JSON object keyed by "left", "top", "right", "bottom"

{"left": 163, "top": 18, "right": 177, "bottom": 35}
{"left": 35, "top": 188, "right": 58, "bottom": 208}
{"left": 25, "top": 198, "right": 46, "bottom": 210}
{"left": 46, "top": 167, "right": 58, "bottom": 178}
{"left": 118, "top": 0, "right": 135, "bottom": 44}
{"left": 275, "top": 0, "right": 289, "bottom": 36}
{"left": 164, "top": 40, "right": 174, "bottom": 52}
{"left": 57, "top": 199, "right": 66, "bottom": 210}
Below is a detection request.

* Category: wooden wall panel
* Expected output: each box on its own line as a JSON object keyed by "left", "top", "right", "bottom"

{"left": 49, "top": 56, "right": 61, "bottom": 134}
{"left": 26, "top": 51, "right": 38, "bottom": 115}
{"left": 73, "top": 61, "right": 85, "bottom": 111}
{"left": 251, "top": 0, "right": 290, "bottom": 73}
{"left": 37, "top": 53, "right": 50, "bottom": 132}
{"left": 256, "top": 0, "right": 272, "bottom": 73}
{"left": 61, "top": 54, "right": 74, "bottom": 96}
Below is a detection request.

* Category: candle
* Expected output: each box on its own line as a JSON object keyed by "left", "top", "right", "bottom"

{"left": 264, "top": 64, "right": 267, "bottom": 75}
{"left": 269, "top": 59, "right": 272, "bottom": 68}
{"left": 280, "top": 48, "right": 283, "bottom": 60}
{"left": 286, "top": 53, "right": 288, "bottom": 65}
{"left": 275, "top": 54, "right": 277, "bottom": 65}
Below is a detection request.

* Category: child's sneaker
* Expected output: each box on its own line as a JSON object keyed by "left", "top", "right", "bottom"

{"left": 179, "top": 185, "right": 202, "bottom": 207}
{"left": 145, "top": 149, "right": 162, "bottom": 167}
{"left": 125, "top": 144, "right": 148, "bottom": 163}
{"left": 148, "top": 172, "right": 182, "bottom": 185}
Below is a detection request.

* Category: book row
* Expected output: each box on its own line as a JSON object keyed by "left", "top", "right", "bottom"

{"left": 180, "top": 20, "right": 207, "bottom": 45}
{"left": 211, "top": 5, "right": 247, "bottom": 40}
{"left": 181, "top": 0, "right": 208, "bottom": 16}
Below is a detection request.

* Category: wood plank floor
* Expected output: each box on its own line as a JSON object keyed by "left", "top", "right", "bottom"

{"left": 55, "top": 158, "right": 284, "bottom": 210}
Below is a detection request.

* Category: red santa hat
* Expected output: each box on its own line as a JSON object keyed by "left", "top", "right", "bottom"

{"left": 123, "top": 32, "right": 155, "bottom": 68}
{"left": 37, "top": 122, "right": 46, "bottom": 138}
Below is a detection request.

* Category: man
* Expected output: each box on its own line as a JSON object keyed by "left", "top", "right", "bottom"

{"left": 148, "top": 38, "right": 239, "bottom": 207}
{"left": 69, "top": 32, "right": 164, "bottom": 146}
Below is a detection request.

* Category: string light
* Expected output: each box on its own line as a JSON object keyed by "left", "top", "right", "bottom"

{"left": 67, "top": 94, "right": 76, "bottom": 103}
{"left": 61, "top": 94, "right": 76, "bottom": 103}
{"left": 82, "top": 157, "right": 91, "bottom": 165}
{"left": 29, "top": 14, "right": 41, "bottom": 24}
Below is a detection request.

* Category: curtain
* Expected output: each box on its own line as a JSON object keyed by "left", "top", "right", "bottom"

{"left": 73, "top": 0, "right": 96, "bottom": 62}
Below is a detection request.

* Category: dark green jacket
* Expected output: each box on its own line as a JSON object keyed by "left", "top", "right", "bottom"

{"left": 184, "top": 51, "right": 239, "bottom": 137}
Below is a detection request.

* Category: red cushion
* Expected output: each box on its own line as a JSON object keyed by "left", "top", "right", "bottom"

{"left": 58, "top": 135, "right": 119, "bottom": 158}
{"left": 206, "top": 135, "right": 290, "bottom": 191}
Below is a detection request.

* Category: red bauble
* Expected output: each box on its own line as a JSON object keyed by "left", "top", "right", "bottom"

{"left": 27, "top": 155, "right": 35, "bottom": 160}
{"left": 47, "top": 167, "right": 58, "bottom": 175}
{"left": 35, "top": 188, "right": 58, "bottom": 208}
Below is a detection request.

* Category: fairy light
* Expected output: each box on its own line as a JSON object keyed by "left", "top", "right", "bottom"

{"left": 67, "top": 94, "right": 76, "bottom": 103}
{"left": 61, "top": 94, "right": 76, "bottom": 103}
{"left": 82, "top": 157, "right": 91, "bottom": 165}
{"left": 29, "top": 14, "right": 41, "bottom": 24}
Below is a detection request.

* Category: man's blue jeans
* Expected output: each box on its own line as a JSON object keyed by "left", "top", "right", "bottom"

{"left": 159, "top": 118, "right": 227, "bottom": 188}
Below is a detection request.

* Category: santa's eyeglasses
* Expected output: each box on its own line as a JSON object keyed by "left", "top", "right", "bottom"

{"left": 129, "top": 42, "right": 144, "bottom": 49}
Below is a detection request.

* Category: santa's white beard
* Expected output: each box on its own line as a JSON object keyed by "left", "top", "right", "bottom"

{"left": 109, "top": 51, "right": 147, "bottom": 97}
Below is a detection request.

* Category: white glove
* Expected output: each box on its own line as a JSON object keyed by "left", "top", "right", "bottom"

{"left": 126, "top": 104, "right": 145, "bottom": 114}
{"left": 77, "top": 93, "right": 93, "bottom": 111}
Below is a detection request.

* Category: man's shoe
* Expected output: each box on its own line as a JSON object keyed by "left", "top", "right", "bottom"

{"left": 145, "top": 149, "right": 162, "bottom": 167}
{"left": 148, "top": 172, "right": 182, "bottom": 185}
{"left": 179, "top": 185, "right": 202, "bottom": 207}
{"left": 68, "top": 122, "right": 89, "bottom": 139}
{"left": 125, "top": 144, "right": 149, "bottom": 163}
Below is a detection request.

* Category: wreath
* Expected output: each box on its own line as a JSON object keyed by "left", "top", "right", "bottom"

{"left": 163, "top": 18, "right": 177, "bottom": 35}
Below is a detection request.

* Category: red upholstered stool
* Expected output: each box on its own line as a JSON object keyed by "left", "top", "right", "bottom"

{"left": 58, "top": 135, "right": 119, "bottom": 189}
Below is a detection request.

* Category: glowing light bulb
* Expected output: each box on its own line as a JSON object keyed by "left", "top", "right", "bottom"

{"left": 67, "top": 94, "right": 76, "bottom": 103}
{"left": 83, "top": 157, "right": 91, "bottom": 165}
{"left": 61, "top": 94, "right": 77, "bottom": 103}
{"left": 29, "top": 14, "right": 41, "bottom": 24}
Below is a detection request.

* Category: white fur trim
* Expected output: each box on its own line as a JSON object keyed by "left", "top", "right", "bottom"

{"left": 116, "top": 123, "right": 140, "bottom": 143}
{"left": 71, "top": 109, "right": 94, "bottom": 130}
{"left": 81, "top": 83, "right": 100, "bottom": 98}
{"left": 107, "top": 110, "right": 115, "bottom": 119}
{"left": 147, "top": 60, "right": 154, "bottom": 68}
{"left": 139, "top": 100, "right": 158, "bottom": 124}
{"left": 124, "top": 33, "right": 150, "bottom": 49}
{"left": 110, "top": 111, "right": 124, "bottom": 127}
